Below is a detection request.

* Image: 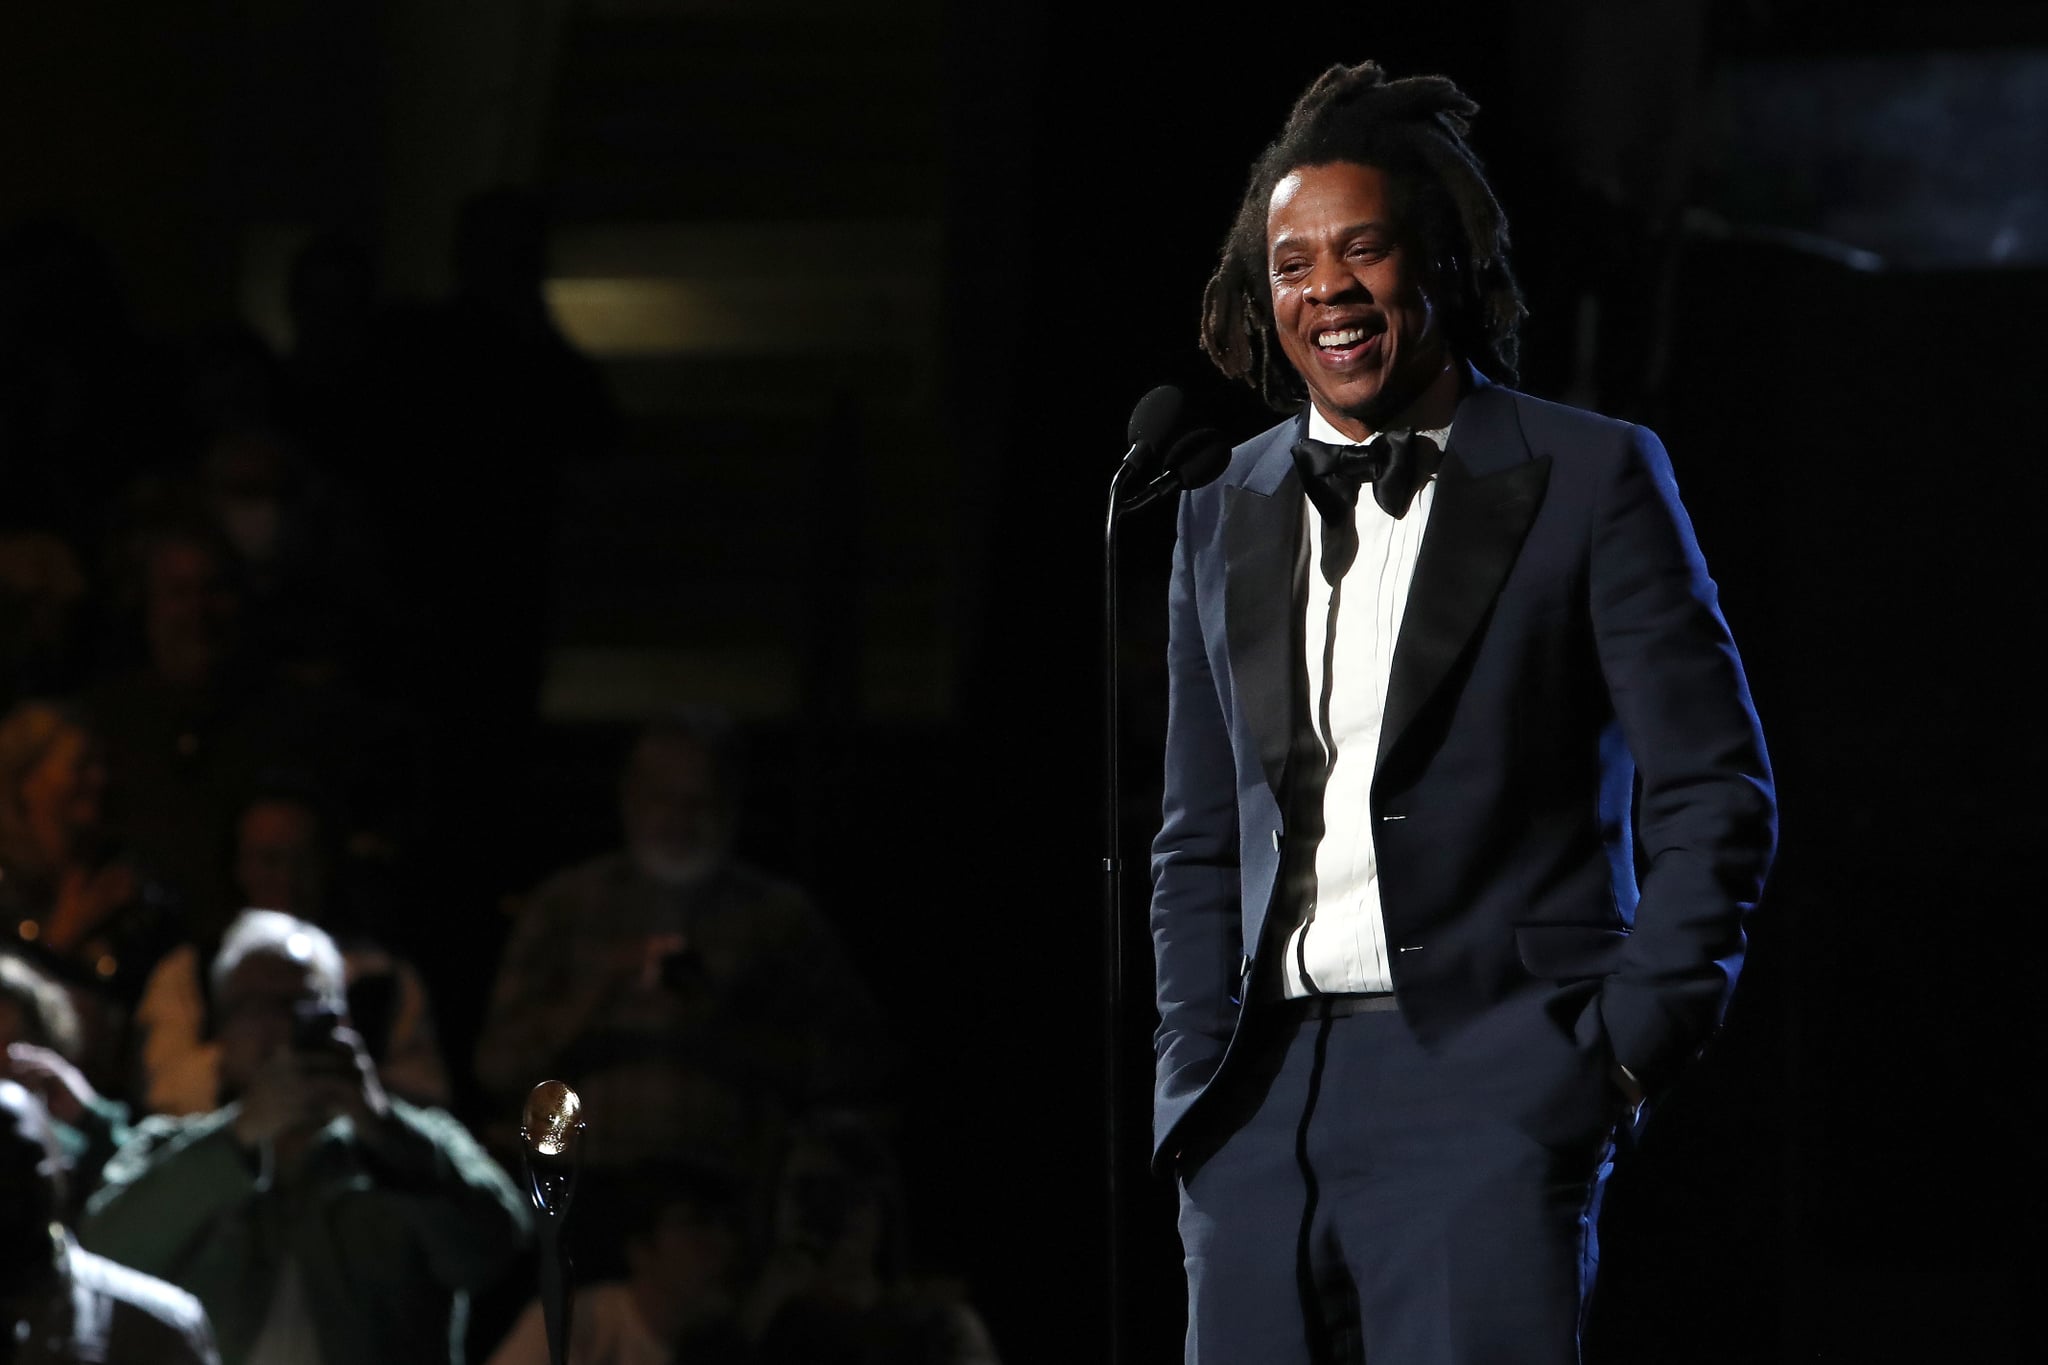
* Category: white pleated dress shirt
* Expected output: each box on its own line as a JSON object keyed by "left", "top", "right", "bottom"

{"left": 1279, "top": 406, "right": 1452, "bottom": 999}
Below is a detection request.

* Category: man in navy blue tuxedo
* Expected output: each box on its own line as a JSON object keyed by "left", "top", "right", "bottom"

{"left": 1150, "top": 63, "right": 1776, "bottom": 1364}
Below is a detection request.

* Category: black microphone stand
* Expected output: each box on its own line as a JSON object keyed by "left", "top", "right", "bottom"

{"left": 1099, "top": 416, "right": 1232, "bottom": 1365}
{"left": 1101, "top": 452, "right": 1145, "bottom": 1365}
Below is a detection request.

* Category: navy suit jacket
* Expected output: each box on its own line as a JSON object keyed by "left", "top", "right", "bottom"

{"left": 1149, "top": 371, "right": 1777, "bottom": 1167}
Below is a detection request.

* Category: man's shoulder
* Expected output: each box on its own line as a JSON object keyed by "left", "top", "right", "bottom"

{"left": 1476, "top": 382, "right": 1645, "bottom": 455}
{"left": 119, "top": 1106, "right": 236, "bottom": 1152}
{"left": 1174, "top": 411, "right": 1301, "bottom": 530}
{"left": 1221, "top": 411, "right": 1303, "bottom": 483}
{"left": 704, "top": 861, "right": 828, "bottom": 944}
{"left": 1201, "top": 385, "right": 1650, "bottom": 479}
{"left": 84, "top": 1109, "right": 243, "bottom": 1225}
{"left": 380, "top": 1095, "right": 490, "bottom": 1157}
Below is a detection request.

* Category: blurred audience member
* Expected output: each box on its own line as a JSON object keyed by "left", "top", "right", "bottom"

{"left": 366, "top": 183, "right": 617, "bottom": 667}
{"left": 175, "top": 326, "right": 289, "bottom": 453}
{"left": 81, "top": 910, "right": 529, "bottom": 1365}
{"left": 88, "top": 517, "right": 382, "bottom": 939}
{"left": 0, "top": 220, "right": 173, "bottom": 547}
{"left": 361, "top": 188, "right": 619, "bottom": 933}
{"left": 135, "top": 784, "right": 450, "bottom": 1115}
{"left": 0, "top": 699, "right": 180, "bottom": 1084}
{"left": 0, "top": 955, "right": 132, "bottom": 1215}
{"left": 487, "top": 1164, "right": 750, "bottom": 1365}
{"left": 87, "top": 518, "right": 258, "bottom": 930}
{"left": 475, "top": 713, "right": 891, "bottom": 1174}
{"left": 192, "top": 423, "right": 382, "bottom": 681}
{"left": 745, "top": 1112, "right": 998, "bottom": 1365}
{"left": 434, "top": 186, "right": 620, "bottom": 465}
{"left": 0, "top": 531, "right": 91, "bottom": 707}
{"left": 1, "top": 1080, "right": 220, "bottom": 1364}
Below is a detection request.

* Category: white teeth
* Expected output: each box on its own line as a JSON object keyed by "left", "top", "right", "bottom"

{"left": 1318, "top": 328, "right": 1368, "bottom": 348}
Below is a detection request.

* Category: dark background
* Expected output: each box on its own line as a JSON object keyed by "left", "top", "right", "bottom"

{"left": 6, "top": 1, "right": 2045, "bottom": 1360}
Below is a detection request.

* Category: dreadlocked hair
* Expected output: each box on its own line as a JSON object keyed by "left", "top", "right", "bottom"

{"left": 1200, "top": 61, "right": 1527, "bottom": 409}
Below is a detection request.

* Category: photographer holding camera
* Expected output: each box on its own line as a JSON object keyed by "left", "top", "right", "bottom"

{"left": 78, "top": 910, "right": 530, "bottom": 1365}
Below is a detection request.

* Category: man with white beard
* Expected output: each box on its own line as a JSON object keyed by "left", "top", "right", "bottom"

{"left": 474, "top": 711, "right": 891, "bottom": 1175}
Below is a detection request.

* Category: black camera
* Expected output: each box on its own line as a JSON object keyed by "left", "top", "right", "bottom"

{"left": 290, "top": 1000, "right": 343, "bottom": 1053}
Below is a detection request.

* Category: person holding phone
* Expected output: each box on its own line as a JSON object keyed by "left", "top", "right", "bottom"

{"left": 78, "top": 910, "right": 531, "bottom": 1365}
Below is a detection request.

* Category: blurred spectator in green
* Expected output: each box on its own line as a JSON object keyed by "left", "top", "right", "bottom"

{"left": 81, "top": 910, "right": 529, "bottom": 1365}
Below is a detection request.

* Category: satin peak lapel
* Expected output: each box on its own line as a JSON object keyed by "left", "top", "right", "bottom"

{"left": 1223, "top": 475, "right": 1304, "bottom": 800}
{"left": 1377, "top": 447, "right": 1551, "bottom": 774}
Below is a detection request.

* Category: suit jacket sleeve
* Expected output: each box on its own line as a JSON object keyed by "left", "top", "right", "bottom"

{"left": 1149, "top": 491, "right": 1248, "bottom": 1131}
{"left": 1589, "top": 425, "right": 1777, "bottom": 1092}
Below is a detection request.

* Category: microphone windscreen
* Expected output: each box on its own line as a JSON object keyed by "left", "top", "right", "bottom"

{"left": 1126, "top": 384, "right": 1186, "bottom": 448}
{"left": 1164, "top": 428, "right": 1231, "bottom": 491}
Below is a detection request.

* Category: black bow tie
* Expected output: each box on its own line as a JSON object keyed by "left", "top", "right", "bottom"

{"left": 1291, "top": 430, "right": 1443, "bottom": 521}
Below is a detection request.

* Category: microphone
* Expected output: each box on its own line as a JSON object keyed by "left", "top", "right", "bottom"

{"left": 1100, "top": 384, "right": 1208, "bottom": 1365}
{"left": 1121, "top": 384, "right": 1186, "bottom": 477}
{"left": 1118, "top": 427, "right": 1231, "bottom": 514}
{"left": 1100, "top": 385, "right": 1212, "bottom": 1364}
{"left": 521, "top": 1078, "right": 583, "bottom": 1212}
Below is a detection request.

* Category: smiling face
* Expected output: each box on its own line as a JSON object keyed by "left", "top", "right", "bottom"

{"left": 18, "top": 721, "right": 105, "bottom": 858}
{"left": 1266, "top": 160, "right": 1454, "bottom": 440}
